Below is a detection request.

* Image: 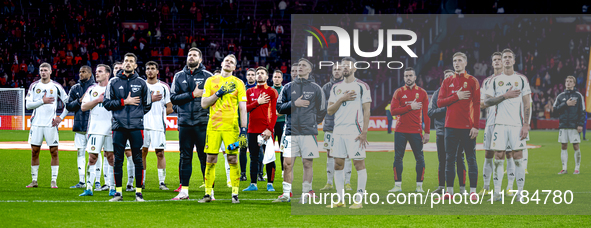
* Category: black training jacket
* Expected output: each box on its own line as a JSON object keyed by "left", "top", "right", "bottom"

{"left": 66, "top": 76, "right": 95, "bottom": 132}
{"left": 170, "top": 64, "right": 213, "bottom": 127}
{"left": 103, "top": 71, "right": 152, "bottom": 130}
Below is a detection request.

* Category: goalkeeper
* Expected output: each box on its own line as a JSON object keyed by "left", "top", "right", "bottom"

{"left": 200, "top": 54, "right": 247, "bottom": 204}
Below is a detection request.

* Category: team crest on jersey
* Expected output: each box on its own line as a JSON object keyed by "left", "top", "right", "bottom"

{"left": 336, "top": 89, "right": 342, "bottom": 95}
{"left": 498, "top": 81, "right": 504, "bottom": 86}
{"left": 463, "top": 82, "right": 467, "bottom": 88}
{"left": 36, "top": 89, "right": 41, "bottom": 94}
{"left": 415, "top": 93, "right": 419, "bottom": 99}
{"left": 156, "top": 91, "right": 160, "bottom": 95}
{"left": 91, "top": 146, "right": 95, "bottom": 151}
{"left": 515, "top": 82, "right": 519, "bottom": 87}
{"left": 50, "top": 89, "right": 54, "bottom": 94}
{"left": 93, "top": 91, "right": 98, "bottom": 97}
{"left": 132, "top": 88, "right": 140, "bottom": 92}
{"left": 324, "top": 143, "right": 328, "bottom": 147}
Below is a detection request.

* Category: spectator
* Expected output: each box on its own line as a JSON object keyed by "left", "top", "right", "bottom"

{"left": 278, "top": 0, "right": 287, "bottom": 18}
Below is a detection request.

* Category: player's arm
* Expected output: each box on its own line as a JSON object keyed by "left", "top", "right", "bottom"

{"left": 200, "top": 79, "right": 220, "bottom": 109}
{"left": 246, "top": 88, "right": 260, "bottom": 112}
{"left": 427, "top": 89, "right": 446, "bottom": 119}
{"left": 170, "top": 74, "right": 194, "bottom": 105}
{"left": 103, "top": 80, "right": 126, "bottom": 111}
{"left": 53, "top": 84, "right": 70, "bottom": 126}
{"left": 520, "top": 93, "right": 531, "bottom": 139}
{"left": 326, "top": 86, "right": 342, "bottom": 116}
{"left": 471, "top": 79, "right": 481, "bottom": 130}
{"left": 577, "top": 93, "right": 586, "bottom": 131}
{"left": 65, "top": 84, "right": 81, "bottom": 112}
{"left": 239, "top": 101, "right": 247, "bottom": 128}
{"left": 81, "top": 91, "right": 98, "bottom": 111}
{"left": 25, "top": 85, "right": 44, "bottom": 110}
{"left": 389, "top": 90, "right": 412, "bottom": 115}
{"left": 163, "top": 84, "right": 173, "bottom": 115}
{"left": 267, "top": 90, "right": 278, "bottom": 132}
{"left": 315, "top": 87, "right": 327, "bottom": 124}
{"left": 422, "top": 91, "right": 431, "bottom": 143}
{"left": 437, "top": 79, "right": 459, "bottom": 108}
{"left": 356, "top": 102, "right": 371, "bottom": 149}
{"left": 276, "top": 84, "right": 291, "bottom": 115}
{"left": 552, "top": 93, "right": 568, "bottom": 113}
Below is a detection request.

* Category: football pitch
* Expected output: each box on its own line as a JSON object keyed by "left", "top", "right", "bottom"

{"left": 0, "top": 130, "right": 589, "bottom": 227}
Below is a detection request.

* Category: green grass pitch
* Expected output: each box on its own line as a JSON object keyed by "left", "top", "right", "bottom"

{"left": 0, "top": 130, "right": 589, "bottom": 226}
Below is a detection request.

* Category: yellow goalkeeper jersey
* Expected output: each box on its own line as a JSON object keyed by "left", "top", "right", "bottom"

{"left": 203, "top": 74, "right": 247, "bottom": 131}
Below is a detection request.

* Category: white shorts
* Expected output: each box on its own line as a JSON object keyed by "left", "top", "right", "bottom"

{"left": 282, "top": 135, "right": 319, "bottom": 158}
{"left": 125, "top": 140, "right": 130, "bottom": 150}
{"left": 142, "top": 130, "right": 166, "bottom": 149}
{"left": 331, "top": 134, "right": 366, "bottom": 159}
{"left": 87, "top": 134, "right": 113, "bottom": 154}
{"left": 483, "top": 125, "right": 495, "bottom": 151}
{"left": 323, "top": 131, "right": 333, "bottom": 150}
{"left": 491, "top": 125, "right": 526, "bottom": 151}
{"left": 74, "top": 132, "right": 88, "bottom": 149}
{"left": 558, "top": 129, "right": 581, "bottom": 144}
{"left": 28, "top": 126, "right": 59, "bottom": 147}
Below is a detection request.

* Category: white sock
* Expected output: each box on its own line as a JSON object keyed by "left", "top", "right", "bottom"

{"left": 523, "top": 148, "right": 528, "bottom": 170}
{"left": 181, "top": 188, "right": 188, "bottom": 195}
{"left": 158, "top": 169, "right": 166, "bottom": 184}
{"left": 334, "top": 169, "right": 345, "bottom": 204}
{"left": 31, "top": 165, "right": 39, "bottom": 181}
{"left": 109, "top": 164, "right": 115, "bottom": 190}
{"left": 561, "top": 149, "right": 568, "bottom": 170}
{"left": 103, "top": 157, "right": 109, "bottom": 186}
{"left": 344, "top": 158, "right": 352, "bottom": 184}
{"left": 224, "top": 153, "right": 230, "bottom": 183}
{"left": 447, "top": 187, "right": 454, "bottom": 195}
{"left": 470, "top": 187, "right": 476, "bottom": 193}
{"left": 460, "top": 186, "right": 465, "bottom": 194}
{"left": 326, "top": 156, "right": 335, "bottom": 185}
{"left": 355, "top": 169, "right": 367, "bottom": 203}
{"left": 95, "top": 151, "right": 102, "bottom": 185}
{"left": 127, "top": 156, "right": 135, "bottom": 186}
{"left": 282, "top": 182, "right": 291, "bottom": 197}
{"left": 395, "top": 181, "right": 401, "bottom": 188}
{"left": 302, "top": 181, "right": 312, "bottom": 193}
{"left": 51, "top": 165, "right": 59, "bottom": 182}
{"left": 506, "top": 158, "right": 515, "bottom": 189}
{"left": 417, "top": 182, "right": 423, "bottom": 187}
{"left": 514, "top": 158, "right": 525, "bottom": 196}
{"left": 77, "top": 148, "right": 85, "bottom": 183}
{"left": 575, "top": 149, "right": 581, "bottom": 170}
{"left": 86, "top": 165, "right": 96, "bottom": 190}
{"left": 483, "top": 158, "right": 493, "bottom": 190}
{"left": 493, "top": 160, "right": 504, "bottom": 193}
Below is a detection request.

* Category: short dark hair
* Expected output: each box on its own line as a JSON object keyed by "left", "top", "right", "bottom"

{"left": 247, "top": 68, "right": 256, "bottom": 73}
{"left": 188, "top": 48, "right": 202, "bottom": 58}
{"left": 341, "top": 57, "right": 357, "bottom": 63}
{"left": 404, "top": 67, "right": 415, "bottom": 75}
{"left": 113, "top": 61, "right": 122, "bottom": 66}
{"left": 97, "top": 64, "right": 111, "bottom": 74}
{"left": 273, "top": 70, "right": 283, "bottom": 76}
{"left": 39, "top": 62, "right": 51, "bottom": 69}
{"left": 491, "top": 52, "right": 502, "bottom": 59}
{"left": 256, "top": 66, "right": 268, "bottom": 75}
{"left": 291, "top": 63, "right": 298, "bottom": 67}
{"left": 146, "top": 61, "right": 159, "bottom": 69}
{"left": 80, "top": 65, "right": 92, "bottom": 72}
{"left": 124, "top": 53, "right": 138, "bottom": 62}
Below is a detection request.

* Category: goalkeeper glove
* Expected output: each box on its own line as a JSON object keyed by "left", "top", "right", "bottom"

{"left": 215, "top": 82, "right": 236, "bottom": 97}
{"left": 238, "top": 127, "right": 248, "bottom": 148}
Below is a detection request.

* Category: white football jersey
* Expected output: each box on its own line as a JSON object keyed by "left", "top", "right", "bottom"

{"left": 83, "top": 84, "right": 112, "bottom": 135}
{"left": 328, "top": 79, "right": 372, "bottom": 134}
{"left": 482, "top": 75, "right": 500, "bottom": 126}
{"left": 26, "top": 80, "right": 69, "bottom": 127}
{"left": 144, "top": 81, "right": 171, "bottom": 132}
{"left": 485, "top": 72, "right": 531, "bottom": 127}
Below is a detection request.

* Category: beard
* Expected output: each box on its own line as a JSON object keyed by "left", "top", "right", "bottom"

{"left": 124, "top": 69, "right": 133, "bottom": 74}
{"left": 188, "top": 61, "right": 199, "bottom": 68}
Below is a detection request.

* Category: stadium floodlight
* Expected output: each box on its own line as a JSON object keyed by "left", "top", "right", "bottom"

{"left": 0, "top": 88, "right": 25, "bottom": 130}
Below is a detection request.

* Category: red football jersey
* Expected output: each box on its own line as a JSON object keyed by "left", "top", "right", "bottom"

{"left": 390, "top": 85, "right": 431, "bottom": 134}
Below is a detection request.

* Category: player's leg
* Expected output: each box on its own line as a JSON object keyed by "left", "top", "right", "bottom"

{"left": 301, "top": 135, "right": 319, "bottom": 199}
{"left": 460, "top": 129, "right": 477, "bottom": 199}
{"left": 321, "top": 131, "right": 334, "bottom": 190}
{"left": 456, "top": 147, "right": 466, "bottom": 194}
{"left": 46, "top": 126, "right": 60, "bottom": 188}
{"left": 258, "top": 146, "right": 265, "bottom": 181}
{"left": 391, "top": 132, "right": 407, "bottom": 192}
{"left": 505, "top": 150, "right": 515, "bottom": 195}
{"left": 124, "top": 141, "right": 135, "bottom": 191}
{"left": 274, "top": 135, "right": 295, "bottom": 203}
{"left": 99, "top": 152, "right": 110, "bottom": 191}
{"left": 141, "top": 131, "right": 150, "bottom": 189}
{"left": 129, "top": 130, "right": 145, "bottom": 201}
{"left": 177, "top": 125, "right": 194, "bottom": 193}
{"left": 199, "top": 130, "right": 222, "bottom": 202}
{"left": 344, "top": 158, "right": 353, "bottom": 190}
{"left": 444, "top": 128, "right": 461, "bottom": 196}
{"left": 332, "top": 157, "right": 346, "bottom": 206}
{"left": 221, "top": 143, "right": 231, "bottom": 187}
{"left": 512, "top": 148, "right": 525, "bottom": 202}
{"left": 481, "top": 125, "right": 495, "bottom": 194}
{"left": 558, "top": 129, "right": 569, "bottom": 174}
{"left": 275, "top": 122, "right": 284, "bottom": 174}
{"left": 407, "top": 133, "right": 425, "bottom": 193}
{"left": 104, "top": 135, "right": 116, "bottom": 196}
{"left": 523, "top": 148, "right": 528, "bottom": 174}
{"left": 82, "top": 140, "right": 100, "bottom": 196}
{"left": 223, "top": 130, "right": 241, "bottom": 202}
{"left": 155, "top": 148, "right": 167, "bottom": 188}
{"left": 196, "top": 125, "right": 208, "bottom": 185}
{"left": 94, "top": 149, "right": 102, "bottom": 189}
{"left": 72, "top": 133, "right": 87, "bottom": 188}
{"left": 244, "top": 133, "right": 261, "bottom": 191}
{"left": 264, "top": 145, "right": 276, "bottom": 191}
{"left": 239, "top": 135, "right": 248, "bottom": 181}
{"left": 573, "top": 143, "right": 581, "bottom": 174}
{"left": 351, "top": 159, "right": 366, "bottom": 209}
{"left": 110, "top": 130, "right": 126, "bottom": 201}
{"left": 434, "top": 134, "right": 445, "bottom": 194}
{"left": 27, "top": 126, "right": 43, "bottom": 188}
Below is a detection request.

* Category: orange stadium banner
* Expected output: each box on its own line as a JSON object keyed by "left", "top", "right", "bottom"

{"left": 19, "top": 116, "right": 397, "bottom": 132}
{"left": 586, "top": 49, "right": 591, "bottom": 113}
